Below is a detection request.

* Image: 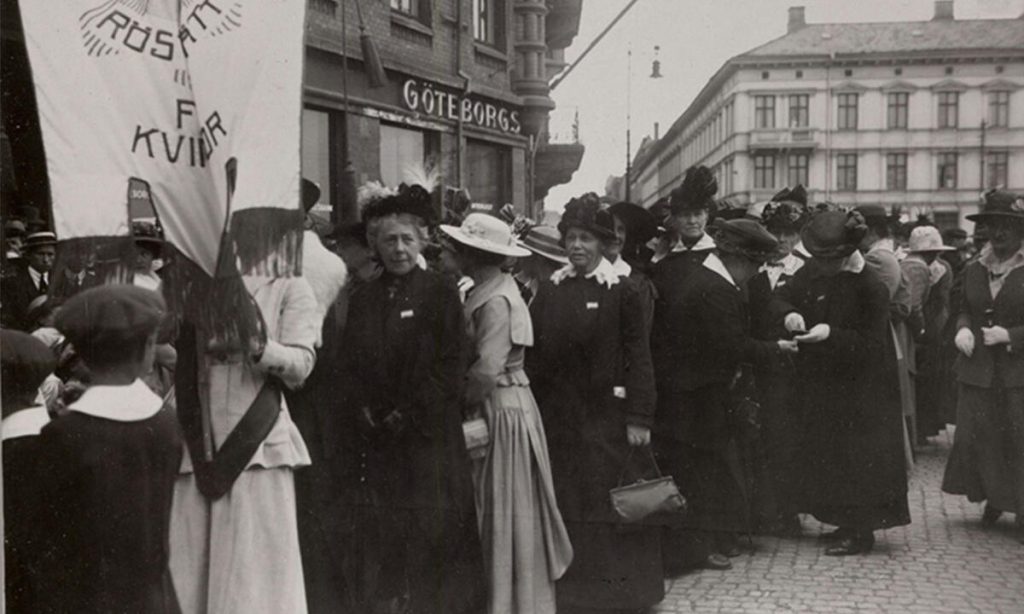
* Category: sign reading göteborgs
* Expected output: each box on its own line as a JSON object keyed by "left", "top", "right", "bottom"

{"left": 401, "top": 79, "right": 523, "bottom": 135}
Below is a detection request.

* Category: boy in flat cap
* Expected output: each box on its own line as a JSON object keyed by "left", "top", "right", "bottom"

{"left": 34, "top": 285, "right": 182, "bottom": 613}
{"left": 2, "top": 329, "right": 57, "bottom": 613}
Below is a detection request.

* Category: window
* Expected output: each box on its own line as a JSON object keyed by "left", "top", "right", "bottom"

{"left": 937, "top": 152, "right": 958, "bottom": 189}
{"left": 391, "top": 0, "right": 419, "bottom": 17}
{"left": 380, "top": 124, "right": 426, "bottom": 188}
{"left": 788, "top": 94, "right": 809, "bottom": 128}
{"left": 466, "top": 139, "right": 511, "bottom": 205}
{"left": 787, "top": 153, "right": 808, "bottom": 186}
{"left": 837, "top": 93, "right": 858, "bottom": 130}
{"left": 887, "top": 92, "right": 909, "bottom": 129}
{"left": 989, "top": 91, "right": 1010, "bottom": 128}
{"left": 987, "top": 151, "right": 1008, "bottom": 188}
{"left": 754, "top": 95, "right": 775, "bottom": 129}
{"left": 836, "top": 154, "right": 857, "bottom": 191}
{"left": 301, "top": 108, "right": 332, "bottom": 209}
{"left": 886, "top": 153, "right": 908, "bottom": 190}
{"left": 937, "top": 92, "right": 959, "bottom": 129}
{"left": 754, "top": 155, "right": 775, "bottom": 189}
{"left": 473, "top": 0, "right": 505, "bottom": 47}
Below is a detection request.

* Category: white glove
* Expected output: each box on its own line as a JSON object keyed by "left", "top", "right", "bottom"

{"left": 794, "top": 323, "right": 830, "bottom": 344}
{"left": 954, "top": 327, "right": 975, "bottom": 357}
{"left": 981, "top": 326, "right": 1010, "bottom": 347}
{"left": 784, "top": 312, "right": 806, "bottom": 333}
{"left": 776, "top": 339, "right": 799, "bottom": 354}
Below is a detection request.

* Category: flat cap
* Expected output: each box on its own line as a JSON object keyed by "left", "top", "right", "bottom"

{"left": 56, "top": 284, "right": 166, "bottom": 352}
{"left": 1, "top": 329, "right": 56, "bottom": 412}
{"left": 711, "top": 218, "right": 779, "bottom": 263}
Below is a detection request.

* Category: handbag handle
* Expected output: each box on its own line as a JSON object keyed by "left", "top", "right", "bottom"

{"left": 616, "top": 446, "right": 664, "bottom": 488}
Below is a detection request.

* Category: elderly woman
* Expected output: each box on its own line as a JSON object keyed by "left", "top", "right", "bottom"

{"left": 777, "top": 210, "right": 911, "bottom": 555}
{"left": 528, "top": 194, "right": 662, "bottom": 613}
{"left": 441, "top": 213, "right": 572, "bottom": 614}
{"left": 943, "top": 190, "right": 1024, "bottom": 543}
{"left": 336, "top": 185, "right": 485, "bottom": 614}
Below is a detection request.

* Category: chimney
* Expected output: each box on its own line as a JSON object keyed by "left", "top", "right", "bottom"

{"left": 788, "top": 6, "right": 806, "bottom": 33}
{"left": 933, "top": 0, "right": 954, "bottom": 20}
{"left": 654, "top": 122, "right": 660, "bottom": 140}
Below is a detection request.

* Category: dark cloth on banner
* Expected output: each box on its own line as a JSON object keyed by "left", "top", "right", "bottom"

{"left": 942, "top": 260, "right": 1024, "bottom": 515}
{"left": 528, "top": 273, "right": 663, "bottom": 611}
{"left": 336, "top": 267, "right": 485, "bottom": 614}
{"left": 0, "top": 262, "right": 48, "bottom": 330}
{"left": 35, "top": 410, "right": 182, "bottom": 614}
{"left": 772, "top": 262, "right": 911, "bottom": 531}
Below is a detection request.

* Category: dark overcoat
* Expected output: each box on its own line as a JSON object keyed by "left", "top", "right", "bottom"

{"left": 336, "top": 267, "right": 485, "bottom": 614}
{"left": 772, "top": 262, "right": 911, "bottom": 530}
{"left": 0, "top": 262, "right": 46, "bottom": 330}
{"left": 35, "top": 411, "right": 182, "bottom": 614}
{"left": 527, "top": 272, "right": 662, "bottom": 610}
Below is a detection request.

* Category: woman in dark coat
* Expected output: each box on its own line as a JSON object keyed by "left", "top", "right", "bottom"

{"left": 943, "top": 190, "right": 1024, "bottom": 542}
{"left": 776, "top": 210, "right": 911, "bottom": 555}
{"left": 528, "top": 194, "right": 663, "bottom": 613}
{"left": 335, "top": 185, "right": 485, "bottom": 614}
{"left": 606, "top": 201, "right": 659, "bottom": 334}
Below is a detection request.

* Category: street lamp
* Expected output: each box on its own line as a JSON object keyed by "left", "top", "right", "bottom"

{"left": 625, "top": 45, "right": 661, "bottom": 204}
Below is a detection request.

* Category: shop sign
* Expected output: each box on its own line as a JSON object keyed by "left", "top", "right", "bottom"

{"left": 402, "top": 79, "right": 522, "bottom": 135}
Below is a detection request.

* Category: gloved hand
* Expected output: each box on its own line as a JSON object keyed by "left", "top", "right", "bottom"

{"left": 777, "top": 339, "right": 799, "bottom": 354}
{"left": 794, "top": 323, "right": 830, "bottom": 344}
{"left": 981, "top": 326, "right": 1010, "bottom": 347}
{"left": 626, "top": 424, "right": 651, "bottom": 447}
{"left": 784, "top": 312, "right": 806, "bottom": 333}
{"left": 954, "top": 327, "right": 975, "bottom": 357}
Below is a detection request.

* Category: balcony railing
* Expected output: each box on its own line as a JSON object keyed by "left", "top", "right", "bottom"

{"left": 748, "top": 128, "right": 818, "bottom": 150}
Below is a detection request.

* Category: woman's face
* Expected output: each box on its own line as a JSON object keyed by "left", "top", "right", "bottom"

{"left": 986, "top": 221, "right": 1024, "bottom": 256}
{"left": 438, "top": 242, "right": 464, "bottom": 276}
{"left": 134, "top": 244, "right": 155, "bottom": 272}
{"left": 771, "top": 229, "right": 800, "bottom": 261}
{"left": 674, "top": 209, "right": 708, "bottom": 242}
{"left": 376, "top": 216, "right": 424, "bottom": 276}
{"left": 603, "top": 214, "right": 627, "bottom": 261}
{"left": 564, "top": 227, "right": 604, "bottom": 274}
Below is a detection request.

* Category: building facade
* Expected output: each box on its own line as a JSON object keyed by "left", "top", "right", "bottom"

{"left": 628, "top": 1, "right": 1024, "bottom": 228}
{"left": 0, "top": 0, "right": 583, "bottom": 224}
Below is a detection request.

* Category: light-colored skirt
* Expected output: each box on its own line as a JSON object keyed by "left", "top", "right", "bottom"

{"left": 473, "top": 381, "right": 573, "bottom": 614}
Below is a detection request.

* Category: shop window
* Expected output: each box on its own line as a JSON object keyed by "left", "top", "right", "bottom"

{"left": 836, "top": 93, "right": 858, "bottom": 131}
{"left": 987, "top": 151, "right": 1008, "bottom": 188}
{"left": 989, "top": 91, "right": 1010, "bottom": 128}
{"left": 302, "top": 108, "right": 332, "bottom": 209}
{"left": 788, "top": 94, "right": 808, "bottom": 128}
{"left": 886, "top": 153, "right": 907, "bottom": 191}
{"left": 887, "top": 92, "right": 908, "bottom": 129}
{"left": 473, "top": 0, "right": 506, "bottom": 48}
{"left": 937, "top": 152, "right": 958, "bottom": 189}
{"left": 836, "top": 154, "right": 857, "bottom": 191}
{"left": 787, "top": 153, "right": 808, "bottom": 187}
{"left": 754, "top": 154, "right": 775, "bottom": 189}
{"left": 466, "top": 139, "right": 511, "bottom": 206}
{"left": 380, "top": 124, "right": 426, "bottom": 188}
{"left": 754, "top": 95, "right": 775, "bottom": 129}
{"left": 937, "top": 92, "right": 959, "bottom": 129}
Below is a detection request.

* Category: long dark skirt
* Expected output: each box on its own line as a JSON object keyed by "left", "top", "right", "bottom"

{"left": 942, "top": 383, "right": 1024, "bottom": 516}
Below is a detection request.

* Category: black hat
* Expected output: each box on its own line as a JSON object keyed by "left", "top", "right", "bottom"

{"left": 1, "top": 329, "right": 57, "bottom": 414}
{"left": 302, "top": 178, "right": 322, "bottom": 213}
{"left": 378, "top": 184, "right": 437, "bottom": 225}
{"left": 711, "top": 218, "right": 779, "bottom": 263}
{"left": 4, "top": 219, "right": 26, "bottom": 238}
{"left": 966, "top": 189, "right": 1024, "bottom": 224}
{"left": 942, "top": 228, "right": 968, "bottom": 241}
{"left": 762, "top": 197, "right": 810, "bottom": 235}
{"left": 770, "top": 185, "right": 808, "bottom": 208}
{"left": 854, "top": 204, "right": 888, "bottom": 223}
{"left": 802, "top": 210, "right": 867, "bottom": 260}
{"left": 609, "top": 201, "right": 658, "bottom": 245}
{"left": 558, "top": 193, "right": 615, "bottom": 241}
{"left": 132, "top": 221, "right": 164, "bottom": 248}
{"left": 56, "top": 285, "right": 166, "bottom": 356}
{"left": 669, "top": 166, "right": 718, "bottom": 214}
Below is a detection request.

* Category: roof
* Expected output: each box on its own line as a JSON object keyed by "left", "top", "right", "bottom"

{"left": 747, "top": 18, "right": 1024, "bottom": 58}
{"left": 632, "top": 15, "right": 1024, "bottom": 174}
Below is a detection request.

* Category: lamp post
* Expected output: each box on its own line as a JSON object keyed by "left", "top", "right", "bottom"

{"left": 625, "top": 44, "right": 661, "bottom": 204}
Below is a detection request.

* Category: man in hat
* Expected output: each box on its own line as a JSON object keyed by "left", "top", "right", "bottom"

{"left": 656, "top": 218, "right": 797, "bottom": 572}
{"left": 33, "top": 285, "right": 182, "bottom": 613}
{"left": 514, "top": 224, "right": 568, "bottom": 305}
{"left": 2, "top": 329, "right": 57, "bottom": 613}
{"left": 1, "top": 230, "right": 57, "bottom": 330}
{"left": 4, "top": 219, "right": 26, "bottom": 265}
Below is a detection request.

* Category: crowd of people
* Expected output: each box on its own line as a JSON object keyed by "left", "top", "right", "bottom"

{"left": 2, "top": 166, "right": 1023, "bottom": 614}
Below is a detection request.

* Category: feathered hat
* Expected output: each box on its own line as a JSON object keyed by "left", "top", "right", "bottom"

{"left": 669, "top": 165, "right": 718, "bottom": 214}
{"left": 761, "top": 185, "right": 811, "bottom": 234}
{"left": 558, "top": 192, "right": 615, "bottom": 241}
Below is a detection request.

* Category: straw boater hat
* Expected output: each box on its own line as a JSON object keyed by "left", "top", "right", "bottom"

{"left": 518, "top": 225, "right": 569, "bottom": 265}
{"left": 966, "top": 189, "right": 1024, "bottom": 225}
{"left": 440, "top": 213, "right": 530, "bottom": 258}
{"left": 801, "top": 210, "right": 868, "bottom": 260}
{"left": 907, "top": 226, "right": 955, "bottom": 253}
{"left": 23, "top": 230, "right": 57, "bottom": 251}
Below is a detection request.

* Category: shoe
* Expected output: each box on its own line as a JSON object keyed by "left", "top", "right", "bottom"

{"left": 773, "top": 515, "right": 803, "bottom": 538}
{"left": 700, "top": 553, "right": 733, "bottom": 570}
{"left": 818, "top": 527, "right": 852, "bottom": 541}
{"left": 720, "top": 545, "right": 742, "bottom": 558}
{"left": 825, "top": 532, "right": 875, "bottom": 556}
{"left": 982, "top": 504, "right": 1002, "bottom": 526}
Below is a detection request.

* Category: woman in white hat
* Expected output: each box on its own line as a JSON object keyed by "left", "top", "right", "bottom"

{"left": 441, "top": 213, "right": 573, "bottom": 614}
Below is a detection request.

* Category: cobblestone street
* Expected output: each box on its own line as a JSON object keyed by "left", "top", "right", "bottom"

{"left": 655, "top": 429, "right": 1024, "bottom": 614}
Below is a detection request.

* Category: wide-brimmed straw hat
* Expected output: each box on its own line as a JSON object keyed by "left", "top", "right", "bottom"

{"left": 440, "top": 213, "right": 530, "bottom": 258}
{"left": 801, "top": 210, "right": 867, "bottom": 260}
{"left": 908, "top": 226, "right": 955, "bottom": 253}
{"left": 518, "top": 225, "right": 569, "bottom": 265}
{"left": 966, "top": 189, "right": 1024, "bottom": 224}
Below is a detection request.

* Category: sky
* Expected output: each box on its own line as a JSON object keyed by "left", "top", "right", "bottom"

{"left": 543, "top": 0, "right": 1024, "bottom": 211}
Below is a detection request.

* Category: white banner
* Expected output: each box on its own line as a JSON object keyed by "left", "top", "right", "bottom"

{"left": 19, "top": 0, "right": 307, "bottom": 276}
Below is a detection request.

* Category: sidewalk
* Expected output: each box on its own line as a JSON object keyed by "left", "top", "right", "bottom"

{"left": 654, "top": 429, "right": 1024, "bottom": 614}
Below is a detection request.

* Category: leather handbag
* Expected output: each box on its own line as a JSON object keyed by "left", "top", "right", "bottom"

{"left": 609, "top": 448, "right": 686, "bottom": 523}
{"left": 462, "top": 416, "right": 490, "bottom": 460}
